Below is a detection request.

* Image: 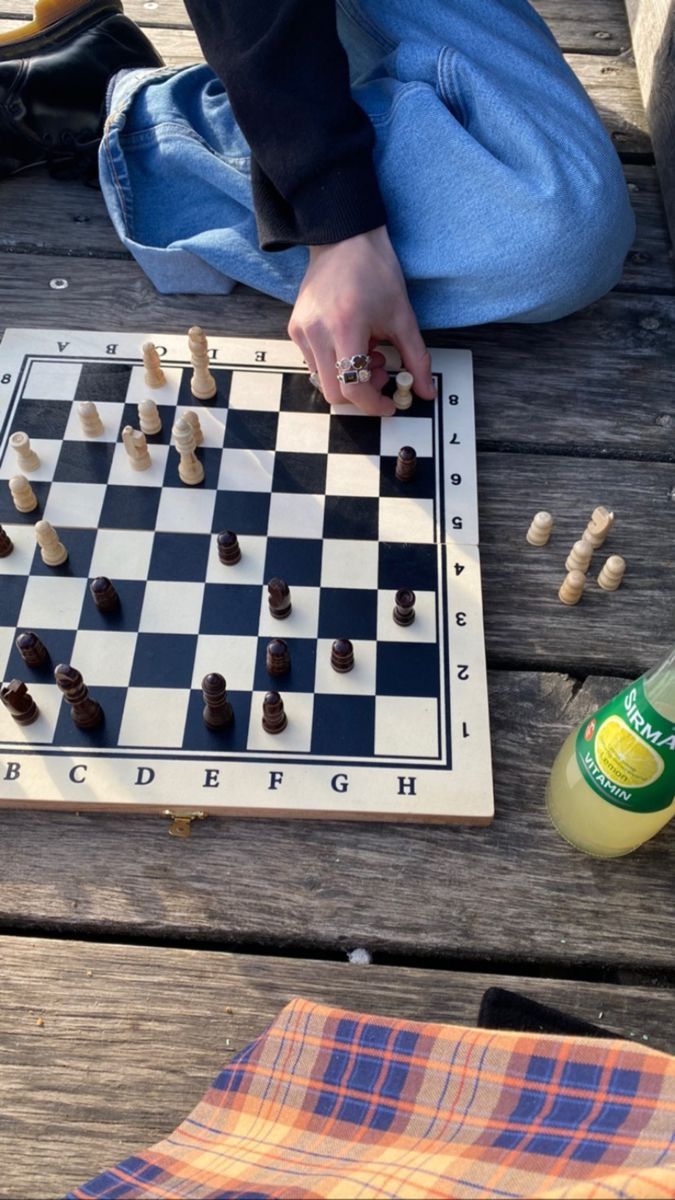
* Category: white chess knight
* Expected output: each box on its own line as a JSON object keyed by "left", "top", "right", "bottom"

{"left": 10, "top": 430, "right": 40, "bottom": 471}
{"left": 122, "top": 424, "right": 152, "bottom": 471}
{"left": 172, "top": 416, "right": 204, "bottom": 485}
{"left": 188, "top": 325, "right": 216, "bottom": 400}
{"left": 35, "top": 519, "right": 68, "bottom": 566}
{"left": 78, "top": 400, "right": 104, "bottom": 437}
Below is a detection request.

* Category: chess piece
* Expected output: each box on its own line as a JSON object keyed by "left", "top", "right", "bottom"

{"left": 202, "top": 672, "right": 234, "bottom": 729}
{"left": 142, "top": 341, "right": 166, "bottom": 388}
{"left": 565, "top": 539, "right": 593, "bottom": 573}
{"left": 188, "top": 325, "right": 217, "bottom": 400}
{"left": 583, "top": 505, "right": 614, "bottom": 549}
{"left": 10, "top": 430, "right": 40, "bottom": 472}
{"left": 395, "top": 446, "right": 417, "bottom": 482}
{"left": 138, "top": 397, "right": 162, "bottom": 436}
{"left": 262, "top": 690, "right": 287, "bottom": 734}
{"left": 266, "top": 638, "right": 290, "bottom": 677}
{"left": 378, "top": 345, "right": 403, "bottom": 372}
{"left": 0, "top": 524, "right": 13, "bottom": 557}
{"left": 331, "top": 638, "right": 354, "bottom": 673}
{"left": 77, "top": 401, "right": 104, "bottom": 437}
{"left": 35, "top": 519, "right": 68, "bottom": 566}
{"left": 9, "top": 475, "right": 37, "bottom": 513}
{"left": 393, "top": 370, "right": 414, "bottom": 410}
{"left": 0, "top": 679, "right": 38, "bottom": 725}
{"left": 393, "top": 588, "right": 416, "bottom": 626}
{"left": 268, "top": 577, "right": 292, "bottom": 619}
{"left": 217, "top": 530, "right": 241, "bottom": 565}
{"left": 15, "top": 631, "right": 48, "bottom": 667}
{"left": 558, "top": 569, "right": 585, "bottom": 606}
{"left": 597, "top": 554, "right": 626, "bottom": 592}
{"left": 122, "top": 425, "right": 152, "bottom": 471}
{"left": 172, "top": 416, "right": 204, "bottom": 485}
{"left": 54, "top": 663, "right": 103, "bottom": 729}
{"left": 184, "top": 409, "right": 204, "bottom": 446}
{"left": 526, "top": 511, "right": 553, "bottom": 546}
{"left": 90, "top": 576, "right": 119, "bottom": 612}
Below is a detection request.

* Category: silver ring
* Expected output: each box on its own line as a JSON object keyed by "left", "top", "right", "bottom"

{"left": 336, "top": 353, "right": 372, "bottom": 385}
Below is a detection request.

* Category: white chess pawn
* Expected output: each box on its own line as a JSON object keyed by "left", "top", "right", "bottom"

{"left": 10, "top": 430, "right": 40, "bottom": 472}
{"left": 122, "top": 424, "right": 152, "bottom": 471}
{"left": 598, "top": 554, "right": 626, "bottom": 591}
{"left": 183, "top": 409, "right": 204, "bottom": 446}
{"left": 35, "top": 519, "right": 68, "bottom": 566}
{"left": 565, "top": 539, "right": 593, "bottom": 573}
{"left": 142, "top": 341, "right": 166, "bottom": 389}
{"left": 525, "top": 511, "right": 553, "bottom": 546}
{"left": 172, "top": 416, "right": 204, "bottom": 485}
{"left": 9, "top": 474, "right": 38, "bottom": 513}
{"left": 138, "top": 397, "right": 162, "bottom": 436}
{"left": 78, "top": 400, "right": 104, "bottom": 437}
{"left": 188, "top": 325, "right": 216, "bottom": 400}
{"left": 392, "top": 371, "right": 414, "bottom": 411}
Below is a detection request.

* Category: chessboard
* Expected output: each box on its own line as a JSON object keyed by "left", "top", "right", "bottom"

{"left": 0, "top": 328, "right": 492, "bottom": 824}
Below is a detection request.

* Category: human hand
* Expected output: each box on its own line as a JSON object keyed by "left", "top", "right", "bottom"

{"left": 288, "top": 225, "right": 436, "bottom": 416}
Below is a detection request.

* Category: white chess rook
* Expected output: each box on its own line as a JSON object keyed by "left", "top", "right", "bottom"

{"left": 393, "top": 370, "right": 414, "bottom": 411}
{"left": 9, "top": 474, "right": 38, "bottom": 513}
{"left": 35, "top": 519, "right": 68, "bottom": 566}
{"left": 122, "top": 424, "right": 152, "bottom": 471}
{"left": 78, "top": 400, "right": 104, "bottom": 437}
{"left": 173, "top": 416, "right": 205, "bottom": 485}
{"left": 10, "top": 430, "right": 40, "bottom": 472}
{"left": 188, "top": 325, "right": 217, "bottom": 400}
{"left": 142, "top": 341, "right": 166, "bottom": 389}
{"left": 184, "top": 409, "right": 204, "bottom": 445}
{"left": 138, "top": 397, "right": 162, "bottom": 436}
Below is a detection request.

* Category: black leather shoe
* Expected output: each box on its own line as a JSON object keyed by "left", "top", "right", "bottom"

{"left": 0, "top": 0, "right": 163, "bottom": 179}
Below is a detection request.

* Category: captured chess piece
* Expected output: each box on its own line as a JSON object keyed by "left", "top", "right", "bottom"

{"left": 172, "top": 416, "right": 204, "bottom": 485}
{"left": 217, "top": 530, "right": 241, "bottom": 565}
{"left": 331, "top": 638, "right": 354, "bottom": 673}
{"left": 565, "top": 538, "right": 593, "bottom": 573}
{"left": 597, "top": 554, "right": 626, "bottom": 592}
{"left": 266, "top": 638, "right": 291, "bottom": 677}
{"left": 188, "top": 326, "right": 217, "bottom": 400}
{"left": 393, "top": 588, "right": 416, "bottom": 626}
{"left": 122, "top": 424, "right": 152, "bottom": 471}
{"left": 558, "top": 569, "right": 585, "bottom": 606}
{"left": 262, "top": 690, "right": 287, "bottom": 734}
{"left": 10, "top": 430, "right": 40, "bottom": 472}
{"left": 583, "top": 505, "right": 614, "bottom": 550}
{"left": 15, "top": 630, "right": 48, "bottom": 668}
{"left": 9, "top": 475, "right": 37, "bottom": 513}
{"left": 35, "top": 519, "right": 68, "bottom": 567}
{"left": 90, "top": 576, "right": 119, "bottom": 612}
{"left": 184, "top": 410, "right": 204, "bottom": 446}
{"left": 54, "top": 664, "right": 103, "bottom": 729}
{"left": 393, "top": 370, "right": 414, "bottom": 410}
{"left": 138, "top": 397, "right": 162, "bottom": 436}
{"left": 0, "top": 679, "right": 38, "bottom": 725}
{"left": 142, "top": 341, "right": 166, "bottom": 389}
{"left": 395, "top": 445, "right": 417, "bottom": 482}
{"left": 0, "top": 524, "right": 13, "bottom": 557}
{"left": 77, "top": 400, "right": 104, "bottom": 437}
{"left": 202, "top": 672, "right": 234, "bottom": 729}
{"left": 268, "top": 577, "right": 292, "bottom": 619}
{"left": 525, "top": 511, "right": 553, "bottom": 546}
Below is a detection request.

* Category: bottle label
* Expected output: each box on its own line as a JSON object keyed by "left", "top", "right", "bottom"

{"left": 575, "top": 679, "right": 675, "bottom": 813}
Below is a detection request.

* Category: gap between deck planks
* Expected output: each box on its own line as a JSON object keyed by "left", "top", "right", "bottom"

{"left": 0, "top": 935, "right": 672, "bottom": 1200}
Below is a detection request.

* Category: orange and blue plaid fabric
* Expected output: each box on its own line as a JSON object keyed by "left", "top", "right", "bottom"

{"left": 68, "top": 997, "right": 675, "bottom": 1199}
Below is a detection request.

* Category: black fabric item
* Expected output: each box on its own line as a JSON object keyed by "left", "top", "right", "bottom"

{"left": 0, "top": 0, "right": 163, "bottom": 180}
{"left": 478, "top": 987, "right": 622, "bottom": 1039}
{"left": 183, "top": 0, "right": 387, "bottom": 250}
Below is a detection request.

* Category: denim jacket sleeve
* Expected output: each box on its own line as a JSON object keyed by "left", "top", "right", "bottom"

{"left": 182, "top": 0, "right": 387, "bottom": 250}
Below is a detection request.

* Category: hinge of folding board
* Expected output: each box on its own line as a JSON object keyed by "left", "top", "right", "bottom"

{"left": 162, "top": 809, "right": 207, "bottom": 838}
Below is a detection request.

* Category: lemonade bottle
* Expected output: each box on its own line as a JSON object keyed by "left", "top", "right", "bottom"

{"left": 546, "top": 647, "right": 675, "bottom": 856}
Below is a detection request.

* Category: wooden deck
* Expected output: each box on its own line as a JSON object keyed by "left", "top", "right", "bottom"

{"left": 0, "top": 1, "right": 673, "bottom": 1196}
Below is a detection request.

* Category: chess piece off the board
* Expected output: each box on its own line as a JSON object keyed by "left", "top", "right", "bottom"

{"left": 217, "top": 530, "right": 241, "bottom": 565}
{"left": 393, "top": 588, "right": 416, "bottom": 626}
{"left": 331, "top": 638, "right": 354, "bottom": 673}
{"left": 10, "top": 430, "right": 39, "bottom": 472}
{"left": 54, "top": 664, "right": 103, "bottom": 729}
{"left": 266, "top": 639, "right": 290, "bottom": 677}
{"left": 0, "top": 525, "right": 13, "bottom": 557}
{"left": 565, "top": 539, "right": 593, "bottom": 573}
{"left": 16, "top": 630, "right": 48, "bottom": 667}
{"left": 188, "top": 326, "right": 217, "bottom": 400}
{"left": 583, "top": 505, "right": 614, "bottom": 549}
{"left": 0, "top": 679, "right": 38, "bottom": 725}
{"left": 268, "top": 577, "right": 291, "bottom": 619}
{"left": 35, "top": 519, "right": 68, "bottom": 567}
{"left": 525, "top": 511, "right": 553, "bottom": 546}
{"left": 9, "top": 475, "right": 37, "bottom": 513}
{"left": 172, "top": 416, "right": 204, "bottom": 485}
{"left": 598, "top": 555, "right": 626, "bottom": 591}
{"left": 138, "top": 397, "right": 162, "bottom": 436}
{"left": 262, "top": 691, "right": 287, "bottom": 734}
{"left": 78, "top": 401, "right": 104, "bottom": 437}
{"left": 202, "top": 672, "right": 234, "bottom": 729}
{"left": 90, "top": 576, "right": 119, "bottom": 612}
{"left": 142, "top": 341, "right": 166, "bottom": 389}
{"left": 395, "top": 446, "right": 417, "bottom": 482}
{"left": 558, "top": 569, "right": 585, "bottom": 606}
{"left": 393, "top": 371, "right": 414, "bottom": 410}
{"left": 122, "top": 425, "right": 152, "bottom": 471}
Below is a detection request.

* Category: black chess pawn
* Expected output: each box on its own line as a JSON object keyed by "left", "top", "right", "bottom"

{"left": 90, "top": 576, "right": 119, "bottom": 612}
{"left": 0, "top": 524, "right": 13, "bottom": 558}
{"left": 0, "top": 679, "right": 38, "bottom": 725}
{"left": 268, "top": 577, "right": 291, "bottom": 619}
{"left": 393, "top": 588, "right": 416, "bottom": 627}
{"left": 262, "top": 690, "right": 287, "bottom": 734}
{"left": 201, "top": 672, "right": 234, "bottom": 729}
{"left": 15, "top": 630, "right": 48, "bottom": 667}
{"left": 54, "top": 663, "right": 103, "bottom": 729}
{"left": 395, "top": 445, "right": 417, "bottom": 482}
{"left": 217, "top": 530, "right": 241, "bottom": 565}
{"left": 266, "top": 638, "right": 290, "bottom": 676}
{"left": 331, "top": 638, "right": 354, "bottom": 673}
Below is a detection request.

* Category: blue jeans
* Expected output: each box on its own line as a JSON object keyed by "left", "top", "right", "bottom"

{"left": 99, "top": 0, "right": 636, "bottom": 327}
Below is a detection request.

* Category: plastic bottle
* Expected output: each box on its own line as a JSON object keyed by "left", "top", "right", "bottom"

{"left": 546, "top": 647, "right": 675, "bottom": 856}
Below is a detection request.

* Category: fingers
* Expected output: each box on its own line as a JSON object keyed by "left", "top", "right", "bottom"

{"left": 390, "top": 312, "right": 436, "bottom": 401}
{"left": 310, "top": 330, "right": 395, "bottom": 416}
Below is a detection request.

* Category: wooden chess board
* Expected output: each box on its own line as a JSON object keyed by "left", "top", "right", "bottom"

{"left": 0, "top": 329, "right": 492, "bottom": 823}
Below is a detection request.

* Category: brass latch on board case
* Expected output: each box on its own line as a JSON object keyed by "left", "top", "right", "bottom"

{"left": 162, "top": 809, "right": 207, "bottom": 838}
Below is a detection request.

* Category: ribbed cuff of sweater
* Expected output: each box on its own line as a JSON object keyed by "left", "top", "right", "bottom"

{"left": 253, "top": 155, "right": 388, "bottom": 251}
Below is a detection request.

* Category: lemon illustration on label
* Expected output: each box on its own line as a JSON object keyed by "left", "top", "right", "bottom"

{"left": 594, "top": 715, "right": 665, "bottom": 789}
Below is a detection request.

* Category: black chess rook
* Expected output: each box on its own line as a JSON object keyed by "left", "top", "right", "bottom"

{"left": 262, "top": 690, "right": 287, "bottom": 734}
{"left": 15, "top": 630, "right": 48, "bottom": 667}
{"left": 217, "top": 530, "right": 241, "bottom": 565}
{"left": 266, "top": 638, "right": 290, "bottom": 676}
{"left": 0, "top": 525, "right": 13, "bottom": 557}
{"left": 90, "top": 576, "right": 119, "bottom": 612}
{"left": 0, "top": 679, "right": 38, "bottom": 725}
{"left": 393, "top": 588, "right": 416, "bottom": 626}
{"left": 201, "top": 672, "right": 234, "bottom": 729}
{"left": 268, "top": 577, "right": 291, "bottom": 619}
{"left": 331, "top": 638, "right": 354, "bottom": 673}
{"left": 395, "top": 445, "right": 417, "bottom": 482}
{"left": 54, "top": 663, "right": 103, "bottom": 729}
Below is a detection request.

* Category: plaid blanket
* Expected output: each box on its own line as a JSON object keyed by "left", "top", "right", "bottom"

{"left": 68, "top": 997, "right": 675, "bottom": 1199}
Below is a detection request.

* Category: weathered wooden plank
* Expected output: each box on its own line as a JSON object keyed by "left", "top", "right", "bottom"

{"left": 0, "top": 673, "right": 672, "bottom": 967}
{"left": 626, "top": 0, "right": 675, "bottom": 247}
{"left": 1, "top": 936, "right": 670, "bottom": 1200}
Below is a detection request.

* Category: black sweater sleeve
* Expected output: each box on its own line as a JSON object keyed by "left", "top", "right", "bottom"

{"left": 183, "top": 0, "right": 387, "bottom": 250}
